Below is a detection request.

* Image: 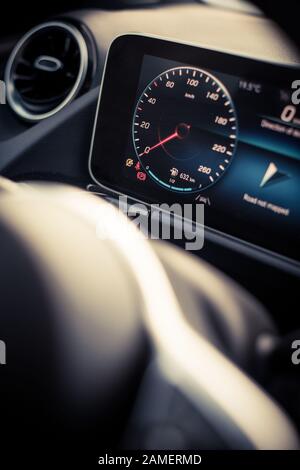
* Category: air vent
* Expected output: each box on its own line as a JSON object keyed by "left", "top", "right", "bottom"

{"left": 5, "top": 21, "right": 89, "bottom": 122}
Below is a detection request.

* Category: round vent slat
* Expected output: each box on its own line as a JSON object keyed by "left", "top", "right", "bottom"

{"left": 5, "top": 21, "right": 89, "bottom": 122}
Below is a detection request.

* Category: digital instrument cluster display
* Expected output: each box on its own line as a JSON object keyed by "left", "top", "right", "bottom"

{"left": 90, "top": 35, "right": 300, "bottom": 262}
{"left": 132, "top": 64, "right": 238, "bottom": 193}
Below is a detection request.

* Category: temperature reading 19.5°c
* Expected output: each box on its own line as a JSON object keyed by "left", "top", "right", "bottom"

{"left": 132, "top": 66, "right": 238, "bottom": 192}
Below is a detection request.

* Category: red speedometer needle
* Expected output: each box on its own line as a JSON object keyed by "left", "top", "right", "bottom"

{"left": 141, "top": 130, "right": 179, "bottom": 156}
{"left": 140, "top": 123, "right": 191, "bottom": 157}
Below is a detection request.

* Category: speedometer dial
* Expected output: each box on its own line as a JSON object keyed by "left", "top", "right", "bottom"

{"left": 133, "top": 66, "right": 238, "bottom": 192}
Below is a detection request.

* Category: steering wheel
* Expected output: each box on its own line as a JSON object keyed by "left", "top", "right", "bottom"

{"left": 0, "top": 179, "right": 298, "bottom": 453}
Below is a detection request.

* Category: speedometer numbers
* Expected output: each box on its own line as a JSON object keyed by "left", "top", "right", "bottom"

{"left": 133, "top": 66, "right": 238, "bottom": 192}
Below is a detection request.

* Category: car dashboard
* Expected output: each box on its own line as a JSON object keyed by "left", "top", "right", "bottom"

{"left": 0, "top": 1, "right": 299, "bottom": 333}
